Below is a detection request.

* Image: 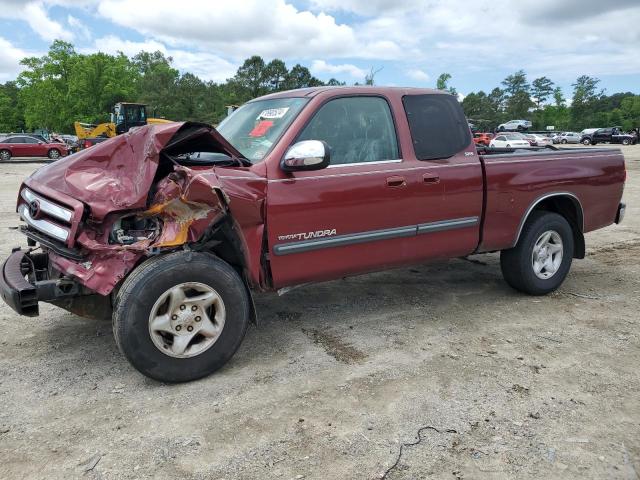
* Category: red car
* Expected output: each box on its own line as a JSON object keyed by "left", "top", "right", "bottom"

{"left": 0, "top": 135, "right": 69, "bottom": 161}
{"left": 473, "top": 132, "right": 493, "bottom": 146}
{"left": 1, "top": 87, "right": 626, "bottom": 382}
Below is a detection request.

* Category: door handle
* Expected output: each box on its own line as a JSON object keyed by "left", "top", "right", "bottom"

{"left": 386, "top": 175, "right": 406, "bottom": 187}
{"left": 423, "top": 173, "right": 440, "bottom": 184}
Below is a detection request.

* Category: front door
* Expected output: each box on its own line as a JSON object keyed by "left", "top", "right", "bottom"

{"left": 266, "top": 95, "right": 427, "bottom": 288}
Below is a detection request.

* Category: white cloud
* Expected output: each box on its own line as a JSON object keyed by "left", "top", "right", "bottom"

{"left": 94, "top": 0, "right": 401, "bottom": 60}
{"left": 67, "top": 15, "right": 91, "bottom": 39}
{"left": 406, "top": 68, "right": 429, "bottom": 82}
{"left": 0, "top": 37, "right": 31, "bottom": 81}
{"left": 22, "top": 2, "right": 73, "bottom": 41}
{"left": 86, "top": 36, "right": 237, "bottom": 83}
{"left": 311, "top": 60, "right": 366, "bottom": 79}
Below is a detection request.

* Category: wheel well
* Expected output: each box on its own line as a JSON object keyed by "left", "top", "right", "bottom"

{"left": 190, "top": 217, "right": 259, "bottom": 323}
{"left": 518, "top": 194, "right": 585, "bottom": 259}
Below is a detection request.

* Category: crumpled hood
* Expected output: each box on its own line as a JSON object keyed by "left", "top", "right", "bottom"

{"left": 24, "top": 122, "right": 244, "bottom": 220}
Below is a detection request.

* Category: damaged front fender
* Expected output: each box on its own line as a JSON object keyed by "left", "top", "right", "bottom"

{"left": 24, "top": 122, "right": 266, "bottom": 297}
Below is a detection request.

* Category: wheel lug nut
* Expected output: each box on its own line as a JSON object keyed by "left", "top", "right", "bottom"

{"left": 187, "top": 326, "right": 193, "bottom": 332}
{"left": 171, "top": 314, "right": 178, "bottom": 320}
{"left": 175, "top": 325, "right": 182, "bottom": 331}
{"left": 195, "top": 316, "right": 201, "bottom": 322}
{"left": 179, "top": 305, "right": 186, "bottom": 310}
{"left": 191, "top": 305, "right": 198, "bottom": 311}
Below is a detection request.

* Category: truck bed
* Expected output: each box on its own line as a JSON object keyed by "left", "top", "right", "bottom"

{"left": 478, "top": 147, "right": 625, "bottom": 252}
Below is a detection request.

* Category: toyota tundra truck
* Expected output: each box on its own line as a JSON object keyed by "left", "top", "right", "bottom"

{"left": 0, "top": 87, "right": 627, "bottom": 382}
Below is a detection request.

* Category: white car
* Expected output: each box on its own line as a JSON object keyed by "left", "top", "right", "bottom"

{"left": 490, "top": 133, "right": 531, "bottom": 149}
{"left": 532, "top": 134, "right": 552, "bottom": 146}
{"left": 497, "top": 119, "right": 533, "bottom": 131}
{"left": 555, "top": 132, "right": 581, "bottom": 144}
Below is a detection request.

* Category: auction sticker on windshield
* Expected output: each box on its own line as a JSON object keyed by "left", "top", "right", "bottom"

{"left": 258, "top": 107, "right": 289, "bottom": 119}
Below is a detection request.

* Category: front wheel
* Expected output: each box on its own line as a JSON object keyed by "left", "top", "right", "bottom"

{"left": 622, "top": 139, "right": 630, "bottom": 145}
{"left": 561, "top": 139, "right": 568, "bottom": 144}
{"left": 582, "top": 138, "right": 591, "bottom": 145}
{"left": 500, "top": 211, "right": 574, "bottom": 295}
{"left": 113, "top": 252, "right": 250, "bottom": 382}
{"left": 0, "top": 149, "right": 11, "bottom": 161}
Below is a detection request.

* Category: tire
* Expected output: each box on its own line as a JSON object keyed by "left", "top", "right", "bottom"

{"left": 582, "top": 138, "right": 591, "bottom": 145}
{"left": 47, "top": 149, "right": 61, "bottom": 159}
{"left": 561, "top": 139, "right": 567, "bottom": 144}
{"left": 517, "top": 125, "right": 524, "bottom": 131}
{"left": 498, "top": 126, "right": 505, "bottom": 132}
{"left": 500, "top": 211, "right": 574, "bottom": 296}
{"left": 0, "top": 149, "right": 10, "bottom": 161}
{"left": 113, "top": 251, "right": 250, "bottom": 382}
{"left": 622, "top": 139, "right": 630, "bottom": 145}
{"left": 506, "top": 144, "right": 511, "bottom": 148}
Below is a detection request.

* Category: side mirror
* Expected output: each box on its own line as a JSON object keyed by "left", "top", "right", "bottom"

{"left": 281, "top": 140, "right": 330, "bottom": 172}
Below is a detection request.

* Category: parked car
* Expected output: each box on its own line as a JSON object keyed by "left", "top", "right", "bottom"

{"left": 490, "top": 133, "right": 531, "bottom": 148}
{"left": 523, "top": 134, "right": 537, "bottom": 146}
{"left": 554, "top": 132, "right": 581, "bottom": 144}
{"left": 497, "top": 119, "right": 532, "bottom": 132}
{"left": 580, "top": 128, "right": 599, "bottom": 137}
{"left": 531, "top": 134, "right": 552, "bottom": 147}
{"left": 581, "top": 127, "right": 637, "bottom": 146}
{"left": 473, "top": 132, "right": 493, "bottom": 146}
{"left": 0, "top": 87, "right": 626, "bottom": 382}
{"left": 0, "top": 135, "right": 69, "bottom": 161}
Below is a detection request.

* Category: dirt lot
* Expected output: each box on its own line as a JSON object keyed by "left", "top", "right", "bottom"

{"left": 0, "top": 146, "right": 638, "bottom": 480}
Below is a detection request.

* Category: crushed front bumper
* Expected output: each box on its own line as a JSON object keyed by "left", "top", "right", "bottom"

{"left": 1, "top": 249, "right": 39, "bottom": 316}
{"left": 1, "top": 248, "right": 81, "bottom": 316}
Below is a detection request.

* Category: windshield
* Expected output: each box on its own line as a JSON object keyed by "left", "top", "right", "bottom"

{"left": 505, "top": 133, "right": 525, "bottom": 140}
{"left": 217, "top": 97, "right": 308, "bottom": 163}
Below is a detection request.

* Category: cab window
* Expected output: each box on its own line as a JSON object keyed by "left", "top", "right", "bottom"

{"left": 297, "top": 96, "right": 399, "bottom": 165}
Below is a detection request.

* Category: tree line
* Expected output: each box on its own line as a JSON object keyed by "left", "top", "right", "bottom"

{"left": 0, "top": 40, "right": 638, "bottom": 134}
{"left": 0, "top": 40, "right": 343, "bottom": 133}
{"left": 461, "top": 70, "right": 639, "bottom": 132}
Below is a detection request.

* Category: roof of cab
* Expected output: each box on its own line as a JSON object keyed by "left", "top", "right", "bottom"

{"left": 252, "top": 86, "right": 448, "bottom": 102}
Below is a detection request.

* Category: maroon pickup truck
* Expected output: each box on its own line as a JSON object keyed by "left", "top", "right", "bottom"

{"left": 1, "top": 87, "right": 626, "bottom": 382}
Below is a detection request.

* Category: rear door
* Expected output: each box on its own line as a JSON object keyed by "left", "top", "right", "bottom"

{"left": 400, "top": 93, "right": 483, "bottom": 259}
{"left": 22, "top": 136, "right": 43, "bottom": 156}
{"left": 6, "top": 136, "right": 26, "bottom": 156}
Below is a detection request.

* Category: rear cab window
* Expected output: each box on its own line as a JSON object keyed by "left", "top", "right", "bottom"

{"left": 402, "top": 94, "right": 471, "bottom": 160}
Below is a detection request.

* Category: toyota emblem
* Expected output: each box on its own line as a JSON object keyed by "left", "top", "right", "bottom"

{"left": 28, "top": 200, "right": 41, "bottom": 219}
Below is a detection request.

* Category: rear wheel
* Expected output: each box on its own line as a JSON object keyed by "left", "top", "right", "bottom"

{"left": 582, "top": 138, "right": 591, "bottom": 145}
{"left": 47, "top": 149, "right": 61, "bottom": 159}
{"left": 0, "top": 149, "right": 10, "bottom": 161}
{"left": 622, "top": 138, "right": 630, "bottom": 145}
{"left": 500, "top": 211, "right": 574, "bottom": 295}
{"left": 506, "top": 144, "right": 511, "bottom": 148}
{"left": 113, "top": 251, "right": 250, "bottom": 382}
{"left": 561, "top": 139, "right": 567, "bottom": 144}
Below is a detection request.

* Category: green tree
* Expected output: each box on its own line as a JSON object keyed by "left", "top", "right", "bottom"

{"left": 553, "top": 87, "right": 565, "bottom": 107}
{"left": 264, "top": 59, "right": 288, "bottom": 91}
{"left": 284, "top": 64, "right": 323, "bottom": 90}
{"left": 132, "top": 51, "right": 179, "bottom": 118}
{"left": 571, "top": 75, "right": 602, "bottom": 129}
{"left": 501, "top": 70, "right": 533, "bottom": 118}
{"left": 436, "top": 72, "right": 457, "bottom": 96}
{"left": 17, "top": 40, "right": 79, "bottom": 131}
{"left": 531, "top": 76, "right": 555, "bottom": 109}
{"left": 0, "top": 82, "right": 24, "bottom": 132}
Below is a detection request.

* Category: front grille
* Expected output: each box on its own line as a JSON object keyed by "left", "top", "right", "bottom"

{"left": 18, "top": 188, "right": 73, "bottom": 243}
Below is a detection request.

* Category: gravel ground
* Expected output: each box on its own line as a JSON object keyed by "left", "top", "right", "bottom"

{"left": 0, "top": 146, "right": 638, "bottom": 480}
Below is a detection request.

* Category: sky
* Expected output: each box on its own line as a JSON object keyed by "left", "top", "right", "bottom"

{"left": 0, "top": 0, "right": 639, "bottom": 99}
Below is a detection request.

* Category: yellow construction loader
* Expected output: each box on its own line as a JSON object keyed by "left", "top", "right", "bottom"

{"left": 74, "top": 102, "right": 172, "bottom": 141}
